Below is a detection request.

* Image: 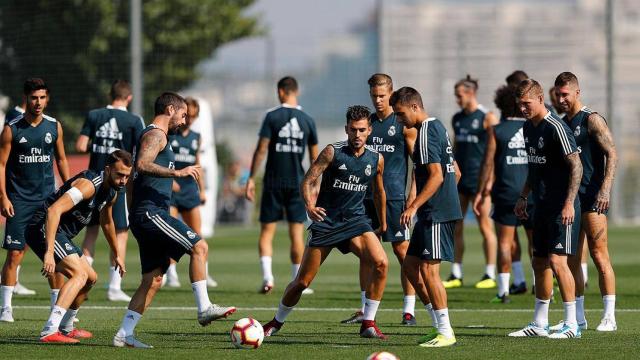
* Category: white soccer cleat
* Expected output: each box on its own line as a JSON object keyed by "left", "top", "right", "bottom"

{"left": 197, "top": 304, "right": 237, "bottom": 326}
{"left": 107, "top": 288, "right": 132, "bottom": 302}
{"left": 0, "top": 307, "right": 14, "bottom": 322}
{"left": 596, "top": 317, "right": 617, "bottom": 332}
{"left": 13, "top": 283, "right": 36, "bottom": 296}
{"left": 549, "top": 320, "right": 587, "bottom": 331}
{"left": 301, "top": 288, "right": 315, "bottom": 295}
{"left": 549, "top": 324, "right": 581, "bottom": 339}
{"left": 508, "top": 322, "right": 549, "bottom": 337}
{"left": 206, "top": 276, "right": 218, "bottom": 288}
{"left": 113, "top": 334, "right": 153, "bottom": 348}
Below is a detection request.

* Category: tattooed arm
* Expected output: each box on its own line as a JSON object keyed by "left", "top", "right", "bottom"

{"left": 137, "top": 128, "right": 201, "bottom": 180}
{"left": 301, "top": 145, "right": 334, "bottom": 222}
{"left": 588, "top": 113, "right": 618, "bottom": 213}
{"left": 562, "top": 152, "right": 583, "bottom": 225}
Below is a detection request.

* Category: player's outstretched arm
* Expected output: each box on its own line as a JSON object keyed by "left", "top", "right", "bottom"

{"left": 301, "top": 145, "right": 334, "bottom": 222}
{"left": 562, "top": 152, "right": 583, "bottom": 225}
{"left": 373, "top": 153, "right": 387, "bottom": 234}
{"left": 400, "top": 163, "right": 444, "bottom": 227}
{"left": 245, "top": 137, "right": 269, "bottom": 202}
{"left": 588, "top": 113, "right": 618, "bottom": 213}
{"left": 0, "top": 126, "right": 14, "bottom": 218}
{"left": 473, "top": 125, "right": 496, "bottom": 216}
{"left": 100, "top": 196, "right": 125, "bottom": 277}
{"left": 54, "top": 122, "right": 70, "bottom": 181}
{"left": 136, "top": 128, "right": 177, "bottom": 178}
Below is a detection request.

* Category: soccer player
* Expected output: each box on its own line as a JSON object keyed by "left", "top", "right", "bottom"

{"left": 473, "top": 84, "right": 533, "bottom": 304}
{"left": 245, "top": 77, "right": 319, "bottom": 294}
{"left": 27, "top": 150, "right": 131, "bottom": 343}
{"left": 340, "top": 74, "right": 418, "bottom": 326}
{"left": 445, "top": 75, "right": 499, "bottom": 289}
{"left": 262, "top": 105, "right": 389, "bottom": 339}
{"left": 390, "top": 87, "right": 462, "bottom": 347}
{"left": 510, "top": 79, "right": 583, "bottom": 339}
{"left": 75, "top": 80, "right": 144, "bottom": 302}
{"left": 113, "top": 92, "right": 235, "bottom": 348}
{"left": 551, "top": 72, "right": 618, "bottom": 331}
{"left": 0, "top": 78, "right": 70, "bottom": 323}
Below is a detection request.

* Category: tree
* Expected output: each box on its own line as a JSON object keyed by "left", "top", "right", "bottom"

{"left": 0, "top": 0, "right": 259, "bottom": 149}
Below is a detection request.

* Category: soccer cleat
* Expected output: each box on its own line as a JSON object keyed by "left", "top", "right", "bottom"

{"left": 40, "top": 331, "right": 80, "bottom": 344}
{"left": 508, "top": 322, "right": 549, "bottom": 337}
{"left": 301, "top": 288, "right": 315, "bottom": 295}
{"left": 113, "top": 334, "right": 153, "bottom": 348}
{"left": 401, "top": 313, "right": 417, "bottom": 325}
{"left": 259, "top": 280, "right": 274, "bottom": 294}
{"left": 0, "top": 307, "right": 14, "bottom": 322}
{"left": 509, "top": 282, "right": 527, "bottom": 295}
{"left": 360, "top": 320, "right": 387, "bottom": 339}
{"left": 490, "top": 294, "right": 512, "bottom": 304}
{"left": 197, "top": 304, "right": 236, "bottom": 326}
{"left": 206, "top": 276, "right": 218, "bottom": 288}
{"left": 549, "top": 324, "right": 581, "bottom": 339}
{"left": 549, "top": 320, "right": 588, "bottom": 331}
{"left": 62, "top": 328, "right": 93, "bottom": 339}
{"left": 263, "top": 318, "right": 283, "bottom": 337}
{"left": 340, "top": 310, "right": 364, "bottom": 324}
{"left": 474, "top": 274, "right": 497, "bottom": 289}
{"left": 596, "top": 317, "right": 617, "bottom": 332}
{"left": 107, "top": 288, "right": 132, "bottom": 302}
{"left": 419, "top": 333, "right": 456, "bottom": 347}
{"left": 13, "top": 283, "right": 36, "bottom": 296}
{"left": 416, "top": 328, "right": 439, "bottom": 343}
{"left": 442, "top": 274, "right": 463, "bottom": 289}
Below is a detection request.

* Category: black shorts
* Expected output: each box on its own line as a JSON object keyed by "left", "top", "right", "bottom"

{"left": 579, "top": 191, "right": 608, "bottom": 215}
{"left": 407, "top": 219, "right": 456, "bottom": 262}
{"left": 171, "top": 183, "right": 201, "bottom": 212}
{"left": 88, "top": 189, "right": 129, "bottom": 230}
{"left": 532, "top": 202, "right": 580, "bottom": 257}
{"left": 364, "top": 199, "right": 409, "bottom": 242}
{"left": 3, "top": 200, "right": 42, "bottom": 251}
{"left": 130, "top": 208, "right": 202, "bottom": 274}
{"left": 259, "top": 188, "right": 307, "bottom": 223}
{"left": 492, "top": 203, "right": 535, "bottom": 230}
{"left": 307, "top": 215, "right": 373, "bottom": 254}
{"left": 457, "top": 182, "right": 477, "bottom": 197}
{"left": 25, "top": 223, "right": 82, "bottom": 264}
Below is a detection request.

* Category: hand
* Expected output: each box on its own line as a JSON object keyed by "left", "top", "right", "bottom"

{"left": 1, "top": 196, "right": 14, "bottom": 218}
{"left": 42, "top": 252, "right": 55, "bottom": 278}
{"left": 176, "top": 165, "right": 201, "bottom": 181}
{"left": 245, "top": 178, "right": 256, "bottom": 202}
{"left": 594, "top": 188, "right": 610, "bottom": 215}
{"left": 514, "top": 198, "right": 528, "bottom": 220}
{"left": 306, "top": 206, "right": 326, "bottom": 222}
{"left": 561, "top": 202, "right": 575, "bottom": 225}
{"left": 199, "top": 192, "right": 207, "bottom": 205}
{"left": 112, "top": 252, "right": 127, "bottom": 278}
{"left": 400, "top": 205, "right": 417, "bottom": 228}
{"left": 172, "top": 181, "right": 181, "bottom": 192}
{"left": 374, "top": 223, "right": 387, "bottom": 237}
{"left": 472, "top": 193, "right": 484, "bottom": 217}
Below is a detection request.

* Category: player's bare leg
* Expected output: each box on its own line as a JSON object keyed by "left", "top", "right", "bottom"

{"left": 392, "top": 240, "right": 417, "bottom": 324}
{"left": 403, "top": 255, "right": 439, "bottom": 341}
{"left": 182, "top": 206, "right": 216, "bottom": 287}
{"left": 288, "top": 222, "right": 311, "bottom": 294}
{"left": 508, "top": 230, "right": 528, "bottom": 295}
{"left": 509, "top": 256, "right": 553, "bottom": 337}
{"left": 475, "top": 195, "right": 497, "bottom": 288}
{"left": 80, "top": 225, "right": 100, "bottom": 266}
{"left": 0, "top": 249, "right": 26, "bottom": 322}
{"left": 258, "top": 222, "right": 277, "bottom": 293}
{"left": 549, "top": 253, "right": 579, "bottom": 338}
{"left": 563, "top": 232, "right": 585, "bottom": 330}
{"left": 107, "top": 229, "right": 131, "bottom": 301}
{"left": 445, "top": 193, "right": 467, "bottom": 288}
{"left": 420, "top": 259, "right": 455, "bottom": 342}
{"left": 494, "top": 223, "right": 516, "bottom": 303}
{"left": 341, "top": 238, "right": 368, "bottom": 324}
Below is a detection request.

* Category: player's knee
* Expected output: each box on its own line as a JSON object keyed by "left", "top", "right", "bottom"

{"left": 192, "top": 240, "right": 208, "bottom": 258}
{"left": 149, "top": 274, "right": 164, "bottom": 291}
{"left": 591, "top": 251, "right": 610, "bottom": 271}
{"left": 292, "top": 278, "right": 310, "bottom": 291}
{"left": 86, "top": 268, "right": 98, "bottom": 287}
{"left": 548, "top": 256, "right": 569, "bottom": 273}
{"left": 6, "top": 250, "right": 24, "bottom": 267}
{"left": 531, "top": 257, "right": 549, "bottom": 272}
{"left": 372, "top": 256, "right": 388, "bottom": 276}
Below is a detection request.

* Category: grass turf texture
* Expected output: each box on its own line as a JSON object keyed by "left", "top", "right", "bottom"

{"left": 0, "top": 225, "right": 639, "bottom": 359}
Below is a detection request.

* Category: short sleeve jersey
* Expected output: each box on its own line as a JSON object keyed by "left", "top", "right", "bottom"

{"left": 5, "top": 114, "right": 58, "bottom": 203}
{"left": 316, "top": 142, "right": 379, "bottom": 223}
{"left": 258, "top": 104, "right": 318, "bottom": 189}
{"left": 169, "top": 130, "right": 200, "bottom": 191}
{"left": 523, "top": 112, "right": 578, "bottom": 208}
{"left": 413, "top": 118, "right": 463, "bottom": 223}
{"left": 452, "top": 106, "right": 488, "bottom": 191}
{"left": 491, "top": 117, "right": 529, "bottom": 205}
{"left": 365, "top": 112, "right": 407, "bottom": 200}
{"left": 80, "top": 106, "right": 145, "bottom": 171}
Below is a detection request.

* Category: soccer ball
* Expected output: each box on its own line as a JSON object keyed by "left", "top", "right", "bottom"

{"left": 230, "top": 317, "right": 264, "bottom": 349}
{"left": 367, "top": 351, "right": 399, "bottom": 360}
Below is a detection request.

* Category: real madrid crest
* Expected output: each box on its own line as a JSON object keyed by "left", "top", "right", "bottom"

{"left": 471, "top": 118, "right": 480, "bottom": 129}
{"left": 45, "top": 132, "right": 52, "bottom": 144}
{"left": 574, "top": 125, "right": 581, "bottom": 137}
{"left": 388, "top": 125, "right": 396, "bottom": 136}
{"left": 365, "top": 164, "right": 372, "bottom": 176}
{"left": 191, "top": 139, "right": 198, "bottom": 150}
{"left": 538, "top": 137, "right": 544, "bottom": 149}
{"left": 172, "top": 140, "right": 179, "bottom": 148}
{"left": 187, "top": 231, "right": 196, "bottom": 239}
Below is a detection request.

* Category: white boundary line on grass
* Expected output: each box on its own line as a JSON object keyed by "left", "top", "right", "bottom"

{"left": 12, "top": 306, "right": 640, "bottom": 312}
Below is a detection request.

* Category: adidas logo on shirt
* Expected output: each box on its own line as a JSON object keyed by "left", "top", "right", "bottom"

{"left": 395, "top": 231, "right": 403, "bottom": 237}
{"left": 19, "top": 137, "right": 27, "bottom": 143}
{"left": 95, "top": 117, "right": 123, "bottom": 140}
{"left": 555, "top": 243, "right": 564, "bottom": 250}
{"left": 508, "top": 129, "right": 526, "bottom": 149}
{"left": 338, "top": 164, "right": 347, "bottom": 170}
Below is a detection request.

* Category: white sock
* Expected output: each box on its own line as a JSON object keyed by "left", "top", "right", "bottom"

{"left": 485, "top": 264, "right": 496, "bottom": 279}
{"left": 167, "top": 263, "right": 178, "bottom": 280}
{"left": 16, "top": 265, "right": 21, "bottom": 283}
{"left": 360, "top": 290, "right": 367, "bottom": 313}
{"left": 191, "top": 280, "right": 212, "bottom": 312}
{"left": 497, "top": 273, "right": 510, "bottom": 296}
{"left": 291, "top": 264, "right": 300, "bottom": 281}
{"left": 451, "top": 263, "right": 463, "bottom": 279}
{"left": 576, "top": 296, "right": 586, "bottom": 325}
{"left": 85, "top": 256, "right": 94, "bottom": 266}
{"left": 109, "top": 266, "right": 122, "bottom": 290}
{"left": 531, "top": 266, "right": 536, "bottom": 288}
{"left": 603, "top": 295, "right": 616, "bottom": 320}
{"left": 41, "top": 305, "right": 66, "bottom": 336}
{"left": 512, "top": 261, "right": 525, "bottom": 285}
{"left": 563, "top": 301, "right": 577, "bottom": 327}
{"left": 581, "top": 263, "right": 588, "bottom": 285}
{"left": 59, "top": 308, "right": 78, "bottom": 333}
{"left": 205, "top": 262, "right": 212, "bottom": 278}
{"left": 434, "top": 308, "right": 454, "bottom": 338}
{"left": 363, "top": 298, "right": 380, "bottom": 321}
{"left": 533, "top": 298, "right": 550, "bottom": 328}
{"left": 402, "top": 295, "right": 416, "bottom": 315}
{"left": 425, "top": 303, "right": 438, "bottom": 328}
{"left": 260, "top": 256, "right": 273, "bottom": 283}
{"left": 274, "top": 301, "right": 293, "bottom": 323}
{"left": 1, "top": 285, "right": 14, "bottom": 308}
{"left": 50, "top": 289, "right": 60, "bottom": 309}
{"left": 116, "top": 310, "right": 142, "bottom": 337}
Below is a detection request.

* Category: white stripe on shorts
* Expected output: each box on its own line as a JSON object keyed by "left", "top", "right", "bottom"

{"left": 153, "top": 214, "right": 193, "bottom": 250}
{"left": 145, "top": 212, "right": 192, "bottom": 250}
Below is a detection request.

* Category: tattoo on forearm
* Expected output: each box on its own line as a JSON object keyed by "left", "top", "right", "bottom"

{"left": 566, "top": 152, "right": 583, "bottom": 203}
{"left": 301, "top": 146, "right": 334, "bottom": 205}
{"left": 589, "top": 114, "right": 617, "bottom": 192}
{"left": 137, "top": 130, "right": 175, "bottom": 178}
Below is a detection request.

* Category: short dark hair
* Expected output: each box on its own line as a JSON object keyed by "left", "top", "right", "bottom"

{"left": 389, "top": 87, "right": 424, "bottom": 109}
{"left": 345, "top": 105, "right": 371, "bottom": 125}
{"left": 455, "top": 74, "right": 479, "bottom": 92}
{"left": 494, "top": 85, "right": 522, "bottom": 118}
{"left": 554, "top": 71, "right": 579, "bottom": 88}
{"left": 277, "top": 76, "right": 298, "bottom": 94}
{"left": 368, "top": 73, "right": 393, "bottom": 90}
{"left": 154, "top": 92, "right": 186, "bottom": 116}
{"left": 23, "top": 78, "right": 48, "bottom": 95}
{"left": 515, "top": 79, "right": 543, "bottom": 99}
{"left": 110, "top": 80, "right": 132, "bottom": 100}
{"left": 505, "top": 70, "right": 529, "bottom": 87}
{"left": 106, "top": 149, "right": 133, "bottom": 167}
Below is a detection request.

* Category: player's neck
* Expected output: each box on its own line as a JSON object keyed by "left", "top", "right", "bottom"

{"left": 281, "top": 97, "right": 298, "bottom": 108}
{"left": 151, "top": 115, "right": 170, "bottom": 133}
{"left": 376, "top": 107, "right": 393, "bottom": 120}
{"left": 181, "top": 128, "right": 190, "bottom": 136}
{"left": 23, "top": 112, "right": 43, "bottom": 126}
{"left": 349, "top": 145, "right": 366, "bottom": 157}
{"left": 110, "top": 99, "right": 129, "bottom": 109}
{"left": 566, "top": 102, "right": 583, "bottom": 120}
{"left": 463, "top": 100, "right": 478, "bottom": 114}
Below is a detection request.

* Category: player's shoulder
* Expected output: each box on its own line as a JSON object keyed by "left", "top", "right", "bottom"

{"left": 7, "top": 114, "right": 24, "bottom": 127}
{"left": 581, "top": 106, "right": 596, "bottom": 115}
{"left": 331, "top": 140, "right": 348, "bottom": 149}
{"left": 43, "top": 114, "right": 57, "bottom": 123}
{"left": 477, "top": 104, "right": 489, "bottom": 115}
{"left": 425, "top": 117, "right": 444, "bottom": 132}
{"left": 544, "top": 112, "right": 571, "bottom": 133}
